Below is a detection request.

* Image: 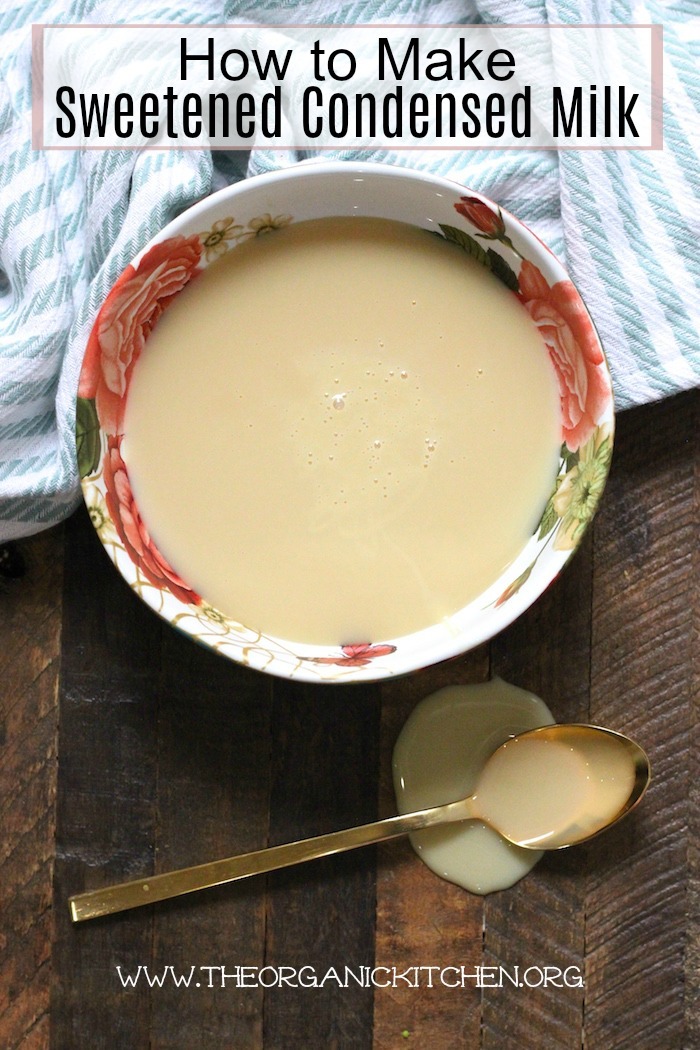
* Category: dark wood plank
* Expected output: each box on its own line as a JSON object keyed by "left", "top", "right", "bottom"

{"left": 262, "top": 680, "right": 380, "bottom": 1049}
{"left": 687, "top": 392, "right": 700, "bottom": 1048}
{"left": 149, "top": 632, "right": 272, "bottom": 1050}
{"left": 0, "top": 528, "right": 63, "bottom": 1050}
{"left": 585, "top": 390, "right": 698, "bottom": 1049}
{"left": 23, "top": 390, "right": 696, "bottom": 1048}
{"left": 483, "top": 533, "right": 593, "bottom": 1049}
{"left": 374, "top": 652, "right": 489, "bottom": 1049}
{"left": 50, "top": 507, "right": 163, "bottom": 1050}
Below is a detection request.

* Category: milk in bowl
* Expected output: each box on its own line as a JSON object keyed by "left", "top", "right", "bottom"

{"left": 77, "top": 163, "right": 614, "bottom": 682}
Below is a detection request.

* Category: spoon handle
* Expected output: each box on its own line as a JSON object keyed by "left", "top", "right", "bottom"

{"left": 69, "top": 797, "right": 473, "bottom": 923}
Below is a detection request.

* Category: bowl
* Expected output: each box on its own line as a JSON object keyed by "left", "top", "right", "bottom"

{"left": 76, "top": 161, "right": 614, "bottom": 683}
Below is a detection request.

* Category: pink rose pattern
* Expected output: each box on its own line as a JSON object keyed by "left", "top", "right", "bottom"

{"left": 310, "top": 643, "right": 398, "bottom": 667}
{"left": 451, "top": 197, "right": 613, "bottom": 611}
{"left": 454, "top": 196, "right": 506, "bottom": 238}
{"left": 517, "top": 259, "right": 611, "bottom": 452}
{"left": 80, "top": 235, "right": 203, "bottom": 606}
{"left": 452, "top": 197, "right": 611, "bottom": 452}
{"left": 103, "top": 435, "right": 201, "bottom": 607}
{"left": 79, "top": 235, "right": 203, "bottom": 435}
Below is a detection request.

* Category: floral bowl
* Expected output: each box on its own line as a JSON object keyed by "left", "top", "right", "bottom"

{"left": 77, "top": 161, "right": 614, "bottom": 683}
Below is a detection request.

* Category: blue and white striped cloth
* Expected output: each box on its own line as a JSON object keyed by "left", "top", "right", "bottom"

{"left": 1, "top": 0, "right": 698, "bottom": 541}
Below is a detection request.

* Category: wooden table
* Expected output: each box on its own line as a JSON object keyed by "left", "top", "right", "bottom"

{"left": 1, "top": 389, "right": 697, "bottom": 1050}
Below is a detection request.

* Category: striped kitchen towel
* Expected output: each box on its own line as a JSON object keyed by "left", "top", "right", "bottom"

{"left": 0, "top": 0, "right": 698, "bottom": 541}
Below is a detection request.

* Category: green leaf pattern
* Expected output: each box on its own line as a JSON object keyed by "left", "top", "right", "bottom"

{"left": 493, "top": 424, "right": 613, "bottom": 608}
{"left": 438, "top": 224, "right": 519, "bottom": 293}
{"left": 76, "top": 396, "right": 101, "bottom": 479}
{"left": 486, "top": 247, "right": 519, "bottom": 292}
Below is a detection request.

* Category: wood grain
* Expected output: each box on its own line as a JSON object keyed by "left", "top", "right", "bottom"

{"left": 0, "top": 528, "right": 63, "bottom": 1050}
{"left": 482, "top": 534, "right": 593, "bottom": 1050}
{"left": 1, "top": 394, "right": 696, "bottom": 1049}
{"left": 585, "top": 390, "right": 698, "bottom": 1049}
{"left": 373, "top": 650, "right": 489, "bottom": 1049}
{"left": 262, "top": 680, "right": 381, "bottom": 1049}
{"left": 687, "top": 391, "right": 700, "bottom": 1049}
{"left": 51, "top": 507, "right": 163, "bottom": 1050}
{"left": 149, "top": 630, "right": 273, "bottom": 1050}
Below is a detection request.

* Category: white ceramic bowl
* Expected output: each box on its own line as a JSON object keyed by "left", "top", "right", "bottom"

{"left": 77, "top": 161, "right": 614, "bottom": 683}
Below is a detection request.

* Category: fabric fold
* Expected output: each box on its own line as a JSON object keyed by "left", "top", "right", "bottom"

{"left": 0, "top": 0, "right": 698, "bottom": 540}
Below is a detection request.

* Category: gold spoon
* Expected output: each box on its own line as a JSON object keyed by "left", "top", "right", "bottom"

{"left": 69, "top": 724, "right": 650, "bottom": 923}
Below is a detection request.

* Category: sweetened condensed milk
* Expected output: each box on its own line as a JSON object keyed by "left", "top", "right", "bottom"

{"left": 124, "top": 217, "right": 561, "bottom": 643}
{"left": 394, "top": 681, "right": 639, "bottom": 893}
{"left": 393, "top": 679, "right": 554, "bottom": 894}
{"left": 472, "top": 727, "right": 637, "bottom": 849}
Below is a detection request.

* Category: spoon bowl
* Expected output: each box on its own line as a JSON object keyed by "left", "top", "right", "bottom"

{"left": 69, "top": 722, "right": 650, "bottom": 922}
{"left": 467, "top": 723, "right": 650, "bottom": 850}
